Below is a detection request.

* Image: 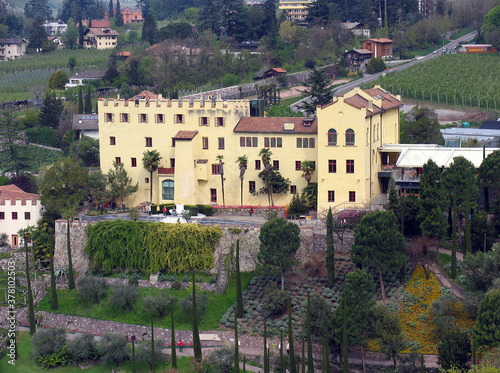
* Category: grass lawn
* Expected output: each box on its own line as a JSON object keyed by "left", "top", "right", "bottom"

{"left": 0, "top": 331, "right": 193, "bottom": 372}
{"left": 36, "top": 272, "right": 254, "bottom": 331}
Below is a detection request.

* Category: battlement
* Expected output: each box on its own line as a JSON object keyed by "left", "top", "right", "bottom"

{"left": 99, "top": 96, "right": 250, "bottom": 110}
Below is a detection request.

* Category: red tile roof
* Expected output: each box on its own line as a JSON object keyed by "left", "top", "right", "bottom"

{"left": 87, "top": 27, "right": 119, "bottom": 36}
{"left": 363, "top": 88, "right": 403, "bottom": 110}
{"left": 364, "top": 38, "right": 392, "bottom": 43}
{"left": 234, "top": 117, "right": 317, "bottom": 134}
{"left": 173, "top": 131, "right": 198, "bottom": 140}
{"left": 0, "top": 185, "right": 40, "bottom": 205}
{"left": 128, "top": 90, "right": 159, "bottom": 102}
{"left": 344, "top": 94, "right": 383, "bottom": 117}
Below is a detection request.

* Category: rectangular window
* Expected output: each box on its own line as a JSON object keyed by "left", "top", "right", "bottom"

{"left": 105, "top": 113, "right": 113, "bottom": 122}
{"left": 210, "top": 188, "right": 217, "bottom": 203}
{"left": 145, "top": 178, "right": 149, "bottom": 183}
{"left": 252, "top": 137, "right": 258, "bottom": 147}
{"left": 156, "top": 114, "right": 164, "bottom": 123}
{"left": 264, "top": 137, "right": 270, "bottom": 147}
{"left": 25, "top": 212, "right": 31, "bottom": 220}
{"left": 303, "top": 138, "right": 309, "bottom": 148}
{"left": 273, "top": 160, "right": 279, "bottom": 170}
{"left": 295, "top": 161, "right": 301, "bottom": 171}
{"left": 290, "top": 185, "right": 297, "bottom": 194}
{"left": 328, "top": 190, "right": 335, "bottom": 202}
{"left": 309, "top": 138, "right": 315, "bottom": 148}
{"left": 255, "top": 160, "right": 261, "bottom": 170}
{"left": 349, "top": 191, "right": 356, "bottom": 202}
{"left": 110, "top": 136, "right": 116, "bottom": 145}
{"left": 200, "top": 117, "right": 209, "bottom": 126}
{"left": 115, "top": 157, "right": 121, "bottom": 165}
{"left": 12, "top": 212, "right": 18, "bottom": 220}
{"left": 171, "top": 158, "right": 175, "bottom": 168}
{"left": 217, "top": 117, "right": 224, "bottom": 127}
{"left": 202, "top": 137, "right": 209, "bottom": 149}
{"left": 346, "top": 160, "right": 354, "bottom": 173}
{"left": 240, "top": 137, "right": 246, "bottom": 147}
{"left": 328, "top": 160, "right": 336, "bottom": 173}
{"left": 271, "top": 138, "right": 276, "bottom": 147}
{"left": 176, "top": 114, "right": 183, "bottom": 123}
{"left": 277, "top": 137, "right": 282, "bottom": 148}
{"left": 0, "top": 212, "right": 4, "bottom": 219}
{"left": 212, "top": 164, "right": 220, "bottom": 174}
{"left": 218, "top": 137, "right": 225, "bottom": 150}
{"left": 120, "top": 113, "right": 129, "bottom": 122}
{"left": 246, "top": 137, "right": 252, "bottom": 147}
{"left": 249, "top": 181, "right": 256, "bottom": 193}
{"left": 140, "top": 114, "right": 147, "bottom": 123}
{"left": 297, "top": 138, "right": 302, "bottom": 148}
{"left": 131, "top": 158, "right": 137, "bottom": 167}
{"left": 145, "top": 137, "right": 152, "bottom": 147}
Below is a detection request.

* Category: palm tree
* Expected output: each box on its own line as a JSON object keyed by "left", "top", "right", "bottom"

{"left": 216, "top": 154, "right": 225, "bottom": 206}
{"left": 236, "top": 155, "right": 248, "bottom": 207}
{"left": 142, "top": 150, "right": 162, "bottom": 203}
{"left": 300, "top": 160, "right": 315, "bottom": 185}
{"left": 259, "top": 148, "right": 273, "bottom": 206}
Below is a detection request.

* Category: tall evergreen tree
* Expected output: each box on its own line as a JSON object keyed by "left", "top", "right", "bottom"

{"left": 298, "top": 67, "right": 333, "bottom": 115}
{"left": 27, "top": 17, "right": 46, "bottom": 51}
{"left": 288, "top": 297, "right": 296, "bottom": 373}
{"left": 20, "top": 227, "right": 36, "bottom": 335}
{"left": 280, "top": 331, "right": 284, "bottom": 373}
{"left": 78, "top": 13, "right": 84, "bottom": 48}
{"left": 85, "top": 85, "right": 92, "bottom": 114}
{"left": 326, "top": 207, "right": 335, "bottom": 286}
{"left": 234, "top": 312, "right": 239, "bottom": 373}
{"left": 142, "top": 14, "right": 158, "bottom": 45}
{"left": 48, "top": 233, "right": 58, "bottom": 309}
{"left": 170, "top": 298, "right": 177, "bottom": 369}
{"left": 78, "top": 86, "right": 84, "bottom": 114}
{"left": 151, "top": 320, "right": 155, "bottom": 372}
{"left": 451, "top": 193, "right": 458, "bottom": 278}
{"left": 264, "top": 321, "right": 269, "bottom": 373}
{"left": 307, "top": 294, "right": 313, "bottom": 373}
{"left": 108, "top": 0, "right": 114, "bottom": 18}
{"left": 236, "top": 239, "right": 243, "bottom": 318}
{"left": 192, "top": 273, "right": 202, "bottom": 360}
{"left": 62, "top": 209, "right": 76, "bottom": 289}
{"left": 0, "top": 111, "right": 30, "bottom": 176}
{"left": 301, "top": 336, "right": 305, "bottom": 373}
{"left": 115, "top": 0, "right": 124, "bottom": 26}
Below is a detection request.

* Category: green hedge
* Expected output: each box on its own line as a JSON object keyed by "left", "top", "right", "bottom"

{"left": 152, "top": 204, "right": 202, "bottom": 216}
{"left": 85, "top": 220, "right": 222, "bottom": 273}
{"left": 196, "top": 204, "right": 214, "bottom": 216}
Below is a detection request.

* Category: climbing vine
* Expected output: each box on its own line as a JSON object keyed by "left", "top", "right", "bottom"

{"left": 85, "top": 221, "right": 222, "bottom": 274}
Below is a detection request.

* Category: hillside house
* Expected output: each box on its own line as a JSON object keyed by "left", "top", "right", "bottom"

{"left": 279, "top": 0, "right": 312, "bottom": 23}
{"left": 105, "top": 7, "right": 143, "bottom": 24}
{"left": 65, "top": 70, "right": 105, "bottom": 88}
{"left": 362, "top": 38, "right": 393, "bottom": 59}
{"left": 43, "top": 20, "right": 67, "bottom": 36}
{"left": 343, "top": 49, "right": 374, "bottom": 72}
{"left": 83, "top": 27, "right": 119, "bottom": 49}
{"left": 341, "top": 22, "right": 370, "bottom": 38}
{"left": 0, "top": 38, "right": 27, "bottom": 61}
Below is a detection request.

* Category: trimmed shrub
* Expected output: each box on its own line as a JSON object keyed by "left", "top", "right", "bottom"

{"left": 262, "top": 284, "right": 288, "bottom": 316}
{"left": 77, "top": 276, "right": 108, "bottom": 305}
{"left": 108, "top": 284, "right": 138, "bottom": 312}
{"left": 66, "top": 334, "right": 100, "bottom": 361}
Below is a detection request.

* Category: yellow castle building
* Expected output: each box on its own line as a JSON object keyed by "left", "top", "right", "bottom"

{"left": 98, "top": 86, "right": 402, "bottom": 214}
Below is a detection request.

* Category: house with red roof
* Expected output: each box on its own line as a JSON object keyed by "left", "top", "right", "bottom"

{"left": 0, "top": 185, "right": 43, "bottom": 247}
{"left": 362, "top": 38, "right": 393, "bottom": 58}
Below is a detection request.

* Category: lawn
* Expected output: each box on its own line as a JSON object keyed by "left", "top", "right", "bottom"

{"left": 36, "top": 272, "right": 254, "bottom": 331}
{"left": 0, "top": 331, "right": 193, "bottom": 372}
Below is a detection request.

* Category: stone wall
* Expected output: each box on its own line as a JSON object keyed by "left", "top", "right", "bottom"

{"left": 54, "top": 219, "right": 90, "bottom": 275}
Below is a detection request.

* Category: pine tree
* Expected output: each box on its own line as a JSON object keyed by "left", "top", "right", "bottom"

{"left": 78, "top": 86, "right": 83, "bottom": 114}
{"left": 298, "top": 67, "right": 333, "bottom": 115}
{"left": 85, "top": 85, "right": 92, "bottom": 114}
{"left": 192, "top": 274, "right": 202, "bottom": 360}
{"left": 234, "top": 312, "right": 239, "bottom": 373}
{"left": 236, "top": 239, "right": 243, "bottom": 318}
{"left": 288, "top": 297, "right": 297, "bottom": 373}
{"left": 307, "top": 294, "right": 313, "bottom": 372}
{"left": 171, "top": 298, "right": 177, "bottom": 369}
{"left": 326, "top": 207, "right": 335, "bottom": 286}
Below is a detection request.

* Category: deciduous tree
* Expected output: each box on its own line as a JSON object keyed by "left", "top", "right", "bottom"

{"left": 106, "top": 161, "right": 138, "bottom": 205}
{"left": 258, "top": 218, "right": 300, "bottom": 290}
{"left": 400, "top": 107, "right": 444, "bottom": 145}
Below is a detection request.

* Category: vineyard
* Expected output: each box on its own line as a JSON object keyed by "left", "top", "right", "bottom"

{"left": 363, "top": 54, "right": 500, "bottom": 109}
{"left": 0, "top": 145, "right": 64, "bottom": 173}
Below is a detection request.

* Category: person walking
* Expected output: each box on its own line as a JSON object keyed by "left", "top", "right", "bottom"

{"left": 249, "top": 208, "right": 254, "bottom": 217}
{"left": 178, "top": 339, "right": 183, "bottom": 353}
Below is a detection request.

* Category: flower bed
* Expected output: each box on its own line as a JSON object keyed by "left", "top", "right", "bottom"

{"left": 213, "top": 205, "right": 285, "bottom": 216}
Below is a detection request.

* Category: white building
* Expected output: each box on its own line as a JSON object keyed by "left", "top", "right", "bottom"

{"left": 0, "top": 185, "right": 43, "bottom": 248}
{"left": 0, "top": 38, "right": 27, "bottom": 61}
{"left": 43, "top": 20, "right": 68, "bottom": 36}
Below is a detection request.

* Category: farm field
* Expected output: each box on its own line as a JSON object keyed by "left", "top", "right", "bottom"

{"left": 0, "top": 145, "right": 64, "bottom": 174}
{"left": 364, "top": 54, "right": 500, "bottom": 109}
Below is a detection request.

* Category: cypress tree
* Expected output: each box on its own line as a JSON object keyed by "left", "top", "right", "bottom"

{"left": 115, "top": 0, "right": 124, "bottom": 26}
{"left": 78, "top": 13, "right": 84, "bottom": 48}
{"left": 243, "top": 355, "right": 246, "bottom": 372}
{"left": 88, "top": 18, "right": 92, "bottom": 28}
{"left": 280, "top": 330, "right": 284, "bottom": 373}
{"left": 465, "top": 183, "right": 472, "bottom": 255}
{"left": 323, "top": 322, "right": 330, "bottom": 373}
{"left": 21, "top": 228, "right": 36, "bottom": 335}
{"left": 192, "top": 273, "right": 202, "bottom": 360}
{"left": 342, "top": 302, "right": 348, "bottom": 373}
{"left": 288, "top": 297, "right": 296, "bottom": 373}
{"left": 307, "top": 294, "right": 313, "bottom": 372}
{"left": 451, "top": 193, "right": 457, "bottom": 278}
{"left": 151, "top": 320, "right": 155, "bottom": 372}
{"left": 49, "top": 236, "right": 58, "bottom": 310}
{"left": 132, "top": 335, "right": 136, "bottom": 373}
{"left": 78, "top": 86, "right": 83, "bottom": 114}
{"left": 85, "top": 85, "right": 92, "bottom": 114}
{"left": 302, "top": 336, "right": 305, "bottom": 373}
{"left": 108, "top": 0, "right": 113, "bottom": 18}
{"left": 326, "top": 207, "right": 335, "bottom": 286}
{"left": 264, "top": 321, "right": 268, "bottom": 373}
{"left": 234, "top": 312, "right": 239, "bottom": 373}
{"left": 236, "top": 239, "right": 243, "bottom": 318}
{"left": 171, "top": 298, "right": 177, "bottom": 369}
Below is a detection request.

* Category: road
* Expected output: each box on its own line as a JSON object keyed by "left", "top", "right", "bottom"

{"left": 290, "top": 31, "right": 478, "bottom": 112}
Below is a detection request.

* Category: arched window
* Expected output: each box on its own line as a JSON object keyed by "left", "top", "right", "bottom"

{"left": 162, "top": 179, "right": 174, "bottom": 200}
{"left": 345, "top": 129, "right": 355, "bottom": 146}
{"left": 328, "top": 129, "right": 337, "bottom": 146}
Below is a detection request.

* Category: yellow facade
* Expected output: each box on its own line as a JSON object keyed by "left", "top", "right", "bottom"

{"left": 279, "top": 0, "right": 312, "bottom": 22}
{"left": 98, "top": 86, "right": 401, "bottom": 215}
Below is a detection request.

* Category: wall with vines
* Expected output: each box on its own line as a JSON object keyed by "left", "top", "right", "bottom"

{"left": 84, "top": 220, "right": 222, "bottom": 274}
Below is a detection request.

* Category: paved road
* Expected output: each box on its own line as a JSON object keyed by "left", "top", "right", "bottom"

{"left": 290, "top": 31, "right": 478, "bottom": 113}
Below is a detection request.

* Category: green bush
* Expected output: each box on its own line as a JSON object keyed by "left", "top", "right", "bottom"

{"left": 180, "top": 293, "right": 209, "bottom": 317}
{"left": 366, "top": 57, "right": 387, "bottom": 74}
{"left": 77, "top": 276, "right": 108, "bottom": 305}
{"left": 25, "top": 127, "right": 60, "bottom": 147}
{"left": 262, "top": 284, "right": 288, "bottom": 316}
{"left": 66, "top": 334, "right": 100, "bottom": 361}
{"left": 144, "top": 292, "right": 177, "bottom": 319}
{"left": 98, "top": 333, "right": 130, "bottom": 367}
{"left": 207, "top": 346, "right": 234, "bottom": 373}
{"left": 32, "top": 328, "right": 67, "bottom": 358}
{"left": 108, "top": 284, "right": 139, "bottom": 312}
{"left": 184, "top": 204, "right": 199, "bottom": 216}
